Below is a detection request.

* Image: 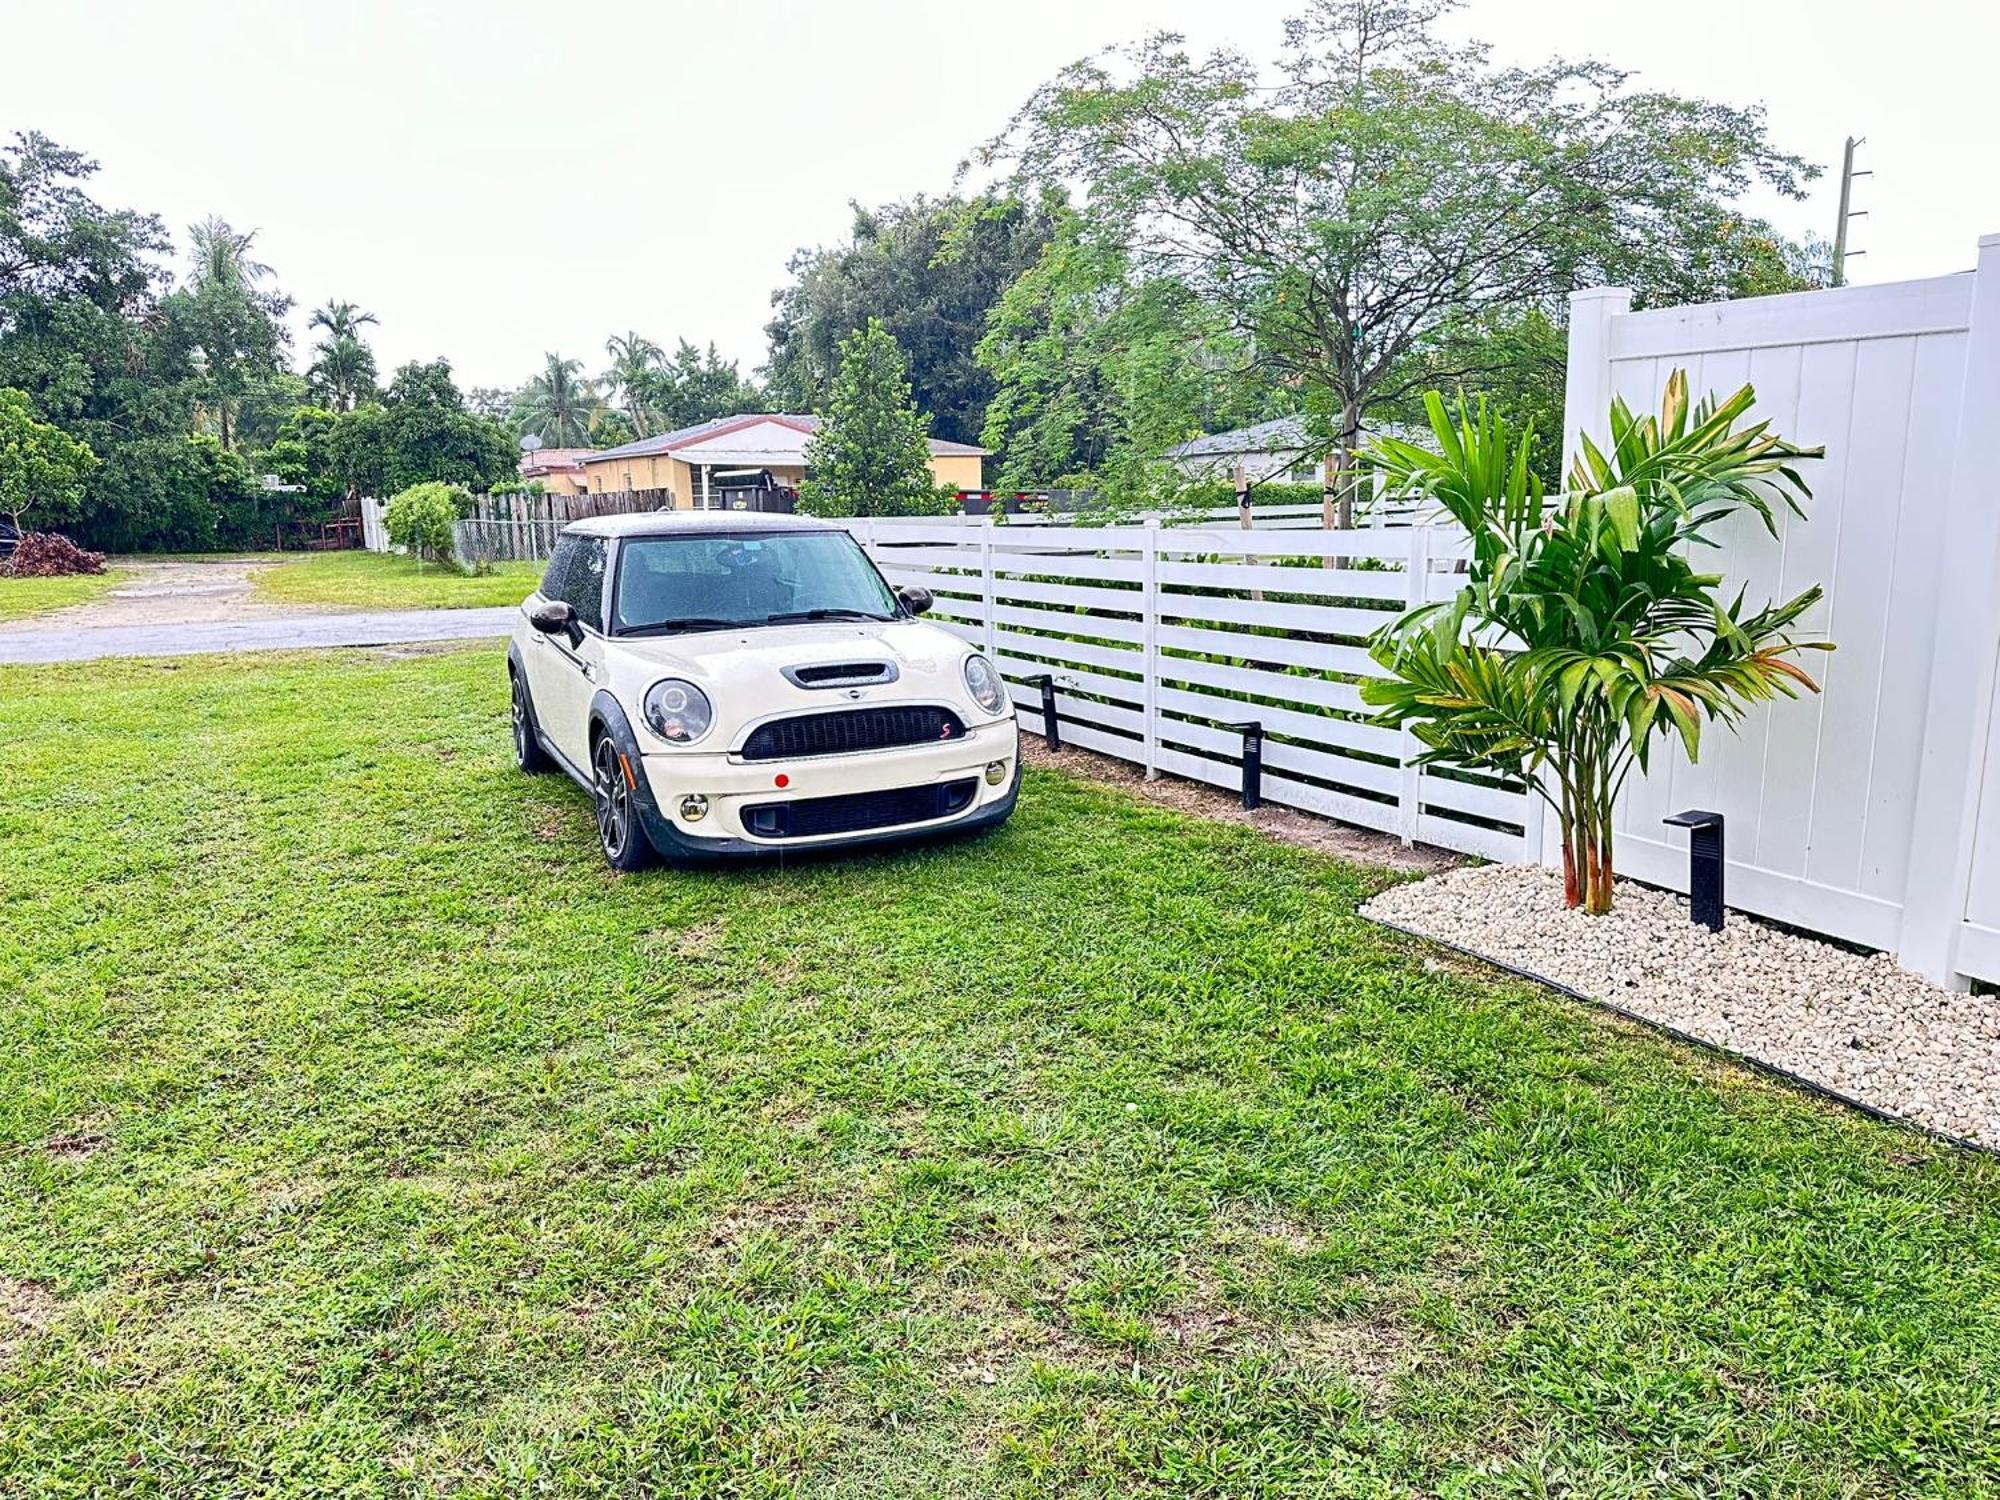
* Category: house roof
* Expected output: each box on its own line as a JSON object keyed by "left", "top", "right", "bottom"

{"left": 518, "top": 447, "right": 591, "bottom": 476}
{"left": 583, "top": 413, "right": 988, "bottom": 466}
{"left": 1165, "top": 416, "right": 1320, "bottom": 461}
{"left": 1165, "top": 415, "right": 1419, "bottom": 461}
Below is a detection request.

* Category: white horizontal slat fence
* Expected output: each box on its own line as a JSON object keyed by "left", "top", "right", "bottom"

{"left": 843, "top": 516, "right": 1530, "bottom": 862}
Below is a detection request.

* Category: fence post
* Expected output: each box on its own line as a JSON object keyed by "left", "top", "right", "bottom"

{"left": 979, "top": 518, "right": 998, "bottom": 658}
{"left": 1141, "top": 517, "right": 1161, "bottom": 779}
{"left": 1560, "top": 285, "right": 1633, "bottom": 491}
{"left": 1895, "top": 233, "right": 2000, "bottom": 986}
{"left": 1398, "top": 524, "right": 1432, "bottom": 846}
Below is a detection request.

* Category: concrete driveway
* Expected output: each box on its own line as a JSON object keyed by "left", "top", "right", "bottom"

{"left": 0, "top": 557, "right": 516, "bottom": 664}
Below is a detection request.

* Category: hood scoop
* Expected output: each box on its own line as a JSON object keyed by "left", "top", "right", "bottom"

{"left": 783, "top": 660, "right": 900, "bottom": 689}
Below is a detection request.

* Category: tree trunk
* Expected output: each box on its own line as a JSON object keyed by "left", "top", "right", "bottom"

{"left": 1337, "top": 400, "right": 1361, "bottom": 529}
{"left": 1321, "top": 453, "right": 1337, "bottom": 571}
{"left": 1330, "top": 400, "right": 1362, "bottom": 570}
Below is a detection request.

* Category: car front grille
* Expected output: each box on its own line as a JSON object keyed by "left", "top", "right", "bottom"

{"left": 740, "top": 706, "right": 965, "bottom": 761}
{"left": 741, "top": 779, "right": 979, "bottom": 840}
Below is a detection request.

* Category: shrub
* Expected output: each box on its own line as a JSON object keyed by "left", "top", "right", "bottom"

{"left": 383, "top": 481, "right": 471, "bottom": 567}
{"left": 5, "top": 531, "right": 107, "bottom": 577}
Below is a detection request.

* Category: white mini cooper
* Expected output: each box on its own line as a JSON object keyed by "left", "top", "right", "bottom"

{"left": 507, "top": 512, "right": 1020, "bottom": 869}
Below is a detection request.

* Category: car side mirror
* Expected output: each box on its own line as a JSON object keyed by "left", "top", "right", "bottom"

{"left": 898, "top": 586, "right": 934, "bottom": 616}
{"left": 529, "top": 599, "right": 581, "bottom": 644}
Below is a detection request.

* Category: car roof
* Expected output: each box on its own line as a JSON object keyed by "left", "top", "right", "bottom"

{"left": 562, "top": 510, "right": 840, "bottom": 539}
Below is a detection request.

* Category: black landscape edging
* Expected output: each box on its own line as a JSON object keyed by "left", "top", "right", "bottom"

{"left": 1367, "top": 914, "right": 1996, "bottom": 1161}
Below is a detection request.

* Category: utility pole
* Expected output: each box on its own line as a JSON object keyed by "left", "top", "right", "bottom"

{"left": 1832, "top": 135, "right": 1871, "bottom": 287}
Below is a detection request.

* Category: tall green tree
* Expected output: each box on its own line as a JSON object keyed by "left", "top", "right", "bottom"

{"left": 640, "top": 339, "right": 759, "bottom": 431}
{"left": 799, "top": 321, "right": 939, "bottom": 518}
{"left": 514, "top": 353, "right": 602, "bottom": 447}
{"left": 178, "top": 215, "right": 289, "bottom": 450}
{"left": 306, "top": 300, "right": 379, "bottom": 411}
{"left": 0, "top": 134, "right": 249, "bottom": 549}
{"left": 764, "top": 193, "right": 1057, "bottom": 445}
{"left": 376, "top": 359, "right": 516, "bottom": 492}
{"left": 987, "top": 0, "right": 1818, "bottom": 517}
{"left": 976, "top": 208, "right": 1272, "bottom": 492}
{"left": 602, "top": 331, "right": 662, "bottom": 436}
{"left": 0, "top": 385, "right": 96, "bottom": 533}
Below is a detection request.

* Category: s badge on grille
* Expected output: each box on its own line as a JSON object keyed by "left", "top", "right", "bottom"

{"left": 844, "top": 687, "right": 865, "bottom": 699}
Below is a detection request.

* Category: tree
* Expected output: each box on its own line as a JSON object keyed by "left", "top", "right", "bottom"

{"left": 308, "top": 300, "right": 376, "bottom": 342}
{"left": 0, "top": 135, "right": 311, "bottom": 550}
{"left": 178, "top": 215, "right": 289, "bottom": 450}
{"left": 378, "top": 359, "right": 516, "bottom": 492}
{"left": 1360, "top": 374, "right": 1830, "bottom": 914}
{"left": 799, "top": 321, "right": 940, "bottom": 517}
{"left": 976, "top": 207, "right": 1273, "bottom": 491}
{"left": 305, "top": 300, "right": 380, "bottom": 411}
{"left": 603, "top": 331, "right": 663, "bottom": 436}
{"left": 641, "top": 339, "right": 759, "bottom": 431}
{"left": 514, "top": 353, "right": 602, "bottom": 447}
{"left": 263, "top": 404, "right": 345, "bottom": 512}
{"left": 987, "top": 0, "right": 1818, "bottom": 520}
{"left": 465, "top": 385, "right": 515, "bottom": 422}
{"left": 764, "top": 193, "right": 1057, "bottom": 445}
{"left": 0, "top": 386, "right": 96, "bottom": 533}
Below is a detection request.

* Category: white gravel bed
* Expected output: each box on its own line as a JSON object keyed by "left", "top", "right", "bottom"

{"left": 1364, "top": 863, "right": 2000, "bottom": 1151}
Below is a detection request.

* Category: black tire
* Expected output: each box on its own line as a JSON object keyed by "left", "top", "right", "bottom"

{"left": 591, "top": 732, "right": 657, "bottom": 872}
{"left": 511, "top": 668, "right": 554, "bottom": 774}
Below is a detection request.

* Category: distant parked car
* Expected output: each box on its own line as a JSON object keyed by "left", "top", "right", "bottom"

{"left": 507, "top": 512, "right": 1020, "bottom": 869}
{"left": 0, "top": 518, "right": 20, "bottom": 562}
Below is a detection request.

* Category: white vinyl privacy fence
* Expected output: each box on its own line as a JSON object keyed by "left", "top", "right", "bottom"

{"left": 1563, "top": 233, "right": 2000, "bottom": 986}
{"left": 845, "top": 516, "right": 1531, "bottom": 862}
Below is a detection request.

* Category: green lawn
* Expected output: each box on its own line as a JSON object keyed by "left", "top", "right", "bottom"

{"left": 2, "top": 646, "right": 1996, "bottom": 1497}
{"left": 0, "top": 566, "right": 127, "bottom": 621}
{"left": 254, "top": 550, "right": 542, "bottom": 610}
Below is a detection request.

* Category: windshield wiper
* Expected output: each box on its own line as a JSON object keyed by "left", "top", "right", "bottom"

{"left": 620, "top": 617, "right": 746, "bottom": 636}
{"left": 763, "top": 607, "right": 894, "bottom": 624}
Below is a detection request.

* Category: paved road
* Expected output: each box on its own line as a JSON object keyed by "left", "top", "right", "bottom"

{"left": 0, "top": 606, "right": 517, "bottom": 664}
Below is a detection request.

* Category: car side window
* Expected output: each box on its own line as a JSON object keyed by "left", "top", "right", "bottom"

{"left": 540, "top": 536, "right": 577, "bottom": 605}
{"left": 567, "top": 538, "right": 608, "bottom": 632}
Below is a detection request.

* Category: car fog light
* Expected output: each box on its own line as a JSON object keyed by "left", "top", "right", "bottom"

{"left": 679, "top": 794, "right": 709, "bottom": 822}
{"left": 984, "top": 760, "right": 1007, "bottom": 786}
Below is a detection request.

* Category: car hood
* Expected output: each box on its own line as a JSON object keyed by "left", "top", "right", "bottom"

{"left": 607, "top": 619, "right": 972, "bottom": 689}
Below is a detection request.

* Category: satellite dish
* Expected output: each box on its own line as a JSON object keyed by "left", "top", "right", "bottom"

{"left": 519, "top": 434, "right": 544, "bottom": 453}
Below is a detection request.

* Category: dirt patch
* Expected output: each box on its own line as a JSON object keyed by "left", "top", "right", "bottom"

{"left": 667, "top": 918, "right": 727, "bottom": 959}
{"left": 2, "top": 1277, "right": 60, "bottom": 1363}
{"left": 1274, "top": 1312, "right": 1415, "bottom": 1400}
{"left": 1022, "top": 739, "right": 1460, "bottom": 875}
{"left": 0, "top": 557, "right": 291, "bottom": 635}
{"left": 42, "top": 1129, "right": 109, "bottom": 1161}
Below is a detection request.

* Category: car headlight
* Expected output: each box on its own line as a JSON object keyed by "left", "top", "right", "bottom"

{"left": 642, "top": 678, "right": 713, "bottom": 744}
{"left": 963, "top": 653, "right": 1007, "bottom": 716}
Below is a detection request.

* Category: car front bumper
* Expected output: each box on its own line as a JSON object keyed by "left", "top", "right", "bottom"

{"left": 634, "top": 718, "right": 1021, "bottom": 860}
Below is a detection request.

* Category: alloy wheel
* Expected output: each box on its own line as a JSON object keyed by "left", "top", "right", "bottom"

{"left": 592, "top": 739, "right": 631, "bottom": 861}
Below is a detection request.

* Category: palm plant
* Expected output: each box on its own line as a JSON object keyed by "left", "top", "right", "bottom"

{"left": 516, "top": 353, "right": 603, "bottom": 447}
{"left": 309, "top": 299, "right": 378, "bottom": 343}
{"left": 603, "top": 331, "right": 663, "bottom": 437}
{"left": 186, "top": 215, "right": 273, "bottom": 292}
{"left": 1361, "top": 372, "right": 1830, "bottom": 914}
{"left": 307, "top": 333, "right": 378, "bottom": 411}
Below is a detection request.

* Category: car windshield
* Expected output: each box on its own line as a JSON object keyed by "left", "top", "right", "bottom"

{"left": 611, "top": 530, "right": 899, "bottom": 635}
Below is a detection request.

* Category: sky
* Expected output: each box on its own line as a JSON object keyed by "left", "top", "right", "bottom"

{"left": 5, "top": 0, "right": 1997, "bottom": 395}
